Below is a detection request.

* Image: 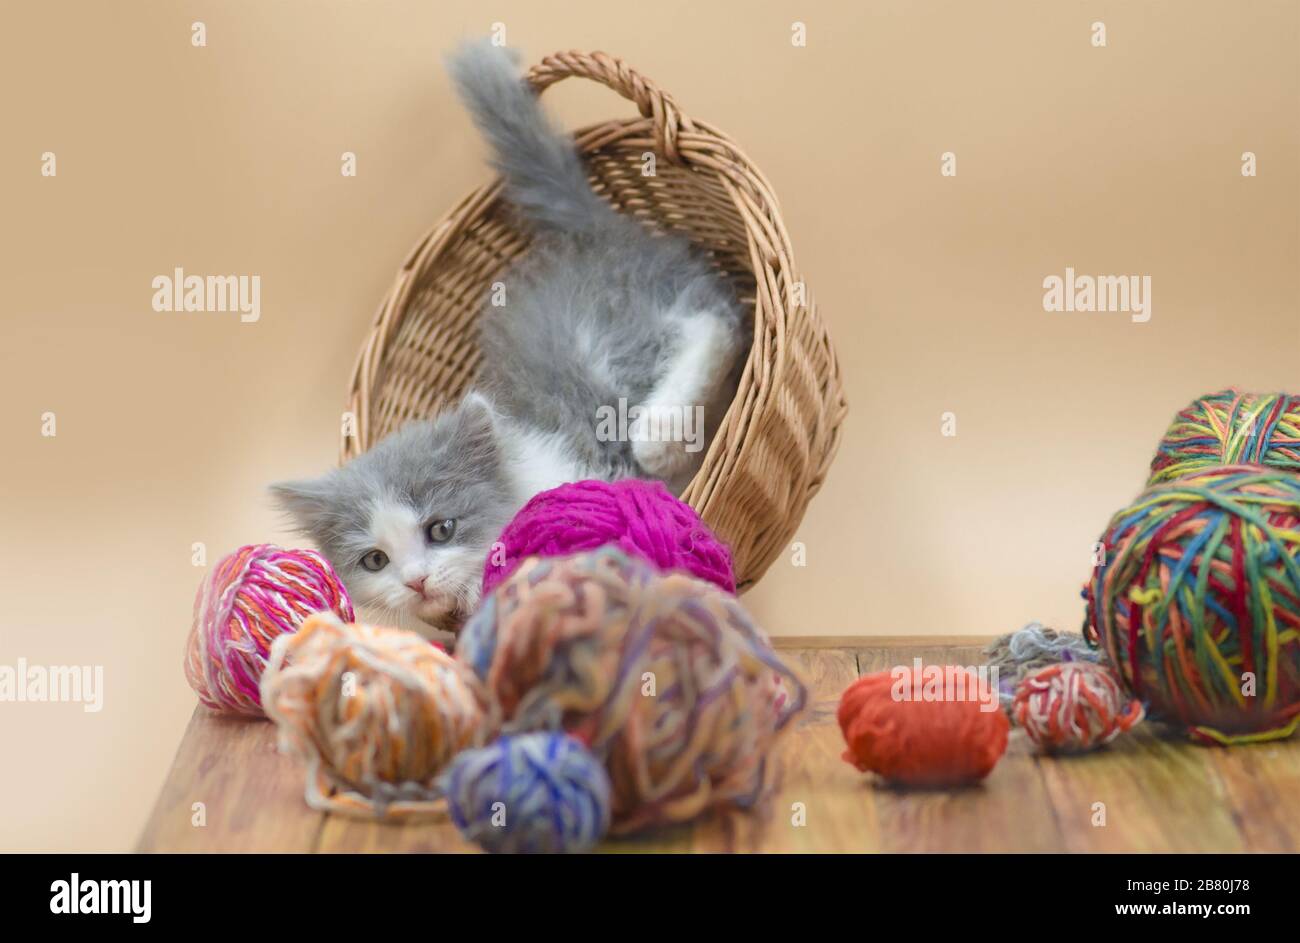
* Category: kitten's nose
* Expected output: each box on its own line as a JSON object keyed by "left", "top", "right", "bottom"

{"left": 405, "top": 578, "right": 428, "bottom": 599}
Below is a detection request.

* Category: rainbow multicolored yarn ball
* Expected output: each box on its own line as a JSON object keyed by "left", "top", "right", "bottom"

{"left": 260, "top": 612, "right": 491, "bottom": 818}
{"left": 481, "top": 478, "right": 735, "bottom": 598}
{"left": 184, "top": 544, "right": 354, "bottom": 716}
{"left": 1149, "top": 389, "right": 1300, "bottom": 485}
{"left": 1084, "top": 466, "right": 1300, "bottom": 744}
{"left": 461, "top": 546, "right": 805, "bottom": 834}
{"left": 1012, "top": 662, "right": 1144, "bottom": 753}
{"left": 441, "top": 732, "right": 611, "bottom": 854}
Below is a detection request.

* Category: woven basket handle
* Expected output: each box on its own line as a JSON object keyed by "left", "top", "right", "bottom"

{"left": 527, "top": 51, "right": 694, "bottom": 163}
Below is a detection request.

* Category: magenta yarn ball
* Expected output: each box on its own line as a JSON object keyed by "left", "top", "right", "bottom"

{"left": 482, "top": 479, "right": 736, "bottom": 597}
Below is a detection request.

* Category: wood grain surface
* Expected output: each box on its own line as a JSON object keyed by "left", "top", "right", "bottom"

{"left": 137, "top": 640, "right": 1300, "bottom": 853}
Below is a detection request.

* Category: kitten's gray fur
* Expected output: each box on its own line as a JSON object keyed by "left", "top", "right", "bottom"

{"left": 272, "top": 40, "right": 747, "bottom": 636}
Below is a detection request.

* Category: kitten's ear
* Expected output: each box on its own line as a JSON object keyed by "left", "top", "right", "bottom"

{"left": 269, "top": 475, "right": 337, "bottom": 538}
{"left": 454, "top": 392, "right": 501, "bottom": 463}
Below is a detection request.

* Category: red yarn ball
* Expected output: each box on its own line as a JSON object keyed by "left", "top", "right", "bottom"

{"left": 482, "top": 479, "right": 735, "bottom": 597}
{"left": 838, "top": 667, "right": 1009, "bottom": 787}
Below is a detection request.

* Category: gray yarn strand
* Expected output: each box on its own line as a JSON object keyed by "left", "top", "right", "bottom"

{"left": 985, "top": 622, "right": 1103, "bottom": 707}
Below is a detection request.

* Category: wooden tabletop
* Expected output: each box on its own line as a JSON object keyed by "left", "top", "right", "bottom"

{"left": 137, "top": 638, "right": 1300, "bottom": 853}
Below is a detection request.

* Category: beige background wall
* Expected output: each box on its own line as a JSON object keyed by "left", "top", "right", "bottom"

{"left": 1, "top": 1, "right": 1295, "bottom": 850}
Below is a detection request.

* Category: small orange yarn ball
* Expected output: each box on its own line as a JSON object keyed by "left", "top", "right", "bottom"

{"left": 838, "top": 667, "right": 1009, "bottom": 787}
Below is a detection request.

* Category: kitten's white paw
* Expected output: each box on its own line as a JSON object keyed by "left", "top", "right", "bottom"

{"left": 633, "top": 436, "right": 696, "bottom": 480}
{"left": 630, "top": 406, "right": 700, "bottom": 480}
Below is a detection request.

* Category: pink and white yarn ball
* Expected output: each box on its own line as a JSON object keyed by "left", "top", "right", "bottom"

{"left": 1011, "top": 662, "right": 1144, "bottom": 753}
{"left": 184, "top": 544, "right": 354, "bottom": 716}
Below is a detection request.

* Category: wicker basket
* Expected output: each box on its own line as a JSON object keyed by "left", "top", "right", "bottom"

{"left": 342, "top": 50, "right": 847, "bottom": 591}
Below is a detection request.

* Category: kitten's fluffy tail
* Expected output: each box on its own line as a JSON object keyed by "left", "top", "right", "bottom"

{"left": 447, "top": 40, "right": 614, "bottom": 233}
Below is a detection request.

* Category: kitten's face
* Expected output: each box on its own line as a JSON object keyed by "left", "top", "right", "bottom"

{"left": 271, "top": 396, "right": 514, "bottom": 635}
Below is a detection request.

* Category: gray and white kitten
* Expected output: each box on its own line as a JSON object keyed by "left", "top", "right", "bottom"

{"left": 272, "top": 41, "right": 747, "bottom": 636}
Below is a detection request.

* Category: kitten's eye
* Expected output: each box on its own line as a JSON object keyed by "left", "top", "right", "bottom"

{"left": 427, "top": 519, "right": 456, "bottom": 544}
{"left": 360, "top": 549, "right": 389, "bottom": 572}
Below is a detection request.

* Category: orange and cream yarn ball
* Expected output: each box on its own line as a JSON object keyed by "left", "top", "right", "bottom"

{"left": 260, "top": 612, "right": 491, "bottom": 818}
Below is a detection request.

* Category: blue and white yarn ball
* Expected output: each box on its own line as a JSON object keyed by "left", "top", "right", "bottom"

{"left": 441, "top": 732, "right": 611, "bottom": 854}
